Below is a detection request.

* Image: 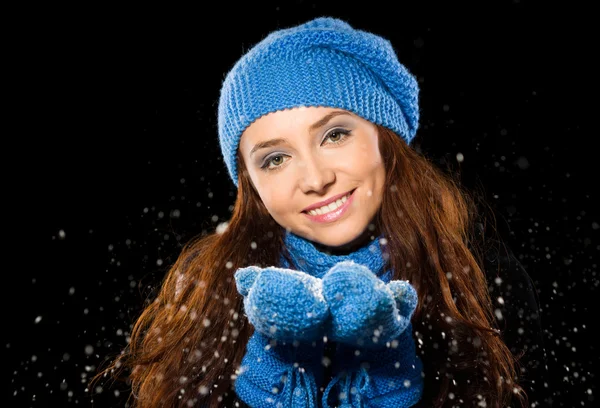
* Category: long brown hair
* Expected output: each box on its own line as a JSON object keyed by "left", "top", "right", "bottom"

{"left": 90, "top": 125, "right": 528, "bottom": 407}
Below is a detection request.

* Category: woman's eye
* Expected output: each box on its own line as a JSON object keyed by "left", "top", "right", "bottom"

{"left": 324, "top": 129, "right": 351, "bottom": 144}
{"left": 270, "top": 156, "right": 284, "bottom": 165}
{"left": 328, "top": 131, "right": 343, "bottom": 142}
{"left": 261, "top": 154, "right": 287, "bottom": 170}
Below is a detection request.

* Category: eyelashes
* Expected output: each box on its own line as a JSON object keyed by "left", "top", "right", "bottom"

{"left": 260, "top": 128, "right": 352, "bottom": 172}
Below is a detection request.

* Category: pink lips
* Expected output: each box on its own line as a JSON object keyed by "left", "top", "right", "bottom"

{"left": 302, "top": 189, "right": 355, "bottom": 223}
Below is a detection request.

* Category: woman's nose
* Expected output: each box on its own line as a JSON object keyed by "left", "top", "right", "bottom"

{"left": 298, "top": 156, "right": 335, "bottom": 193}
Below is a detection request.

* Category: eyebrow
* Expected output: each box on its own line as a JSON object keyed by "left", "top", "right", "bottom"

{"left": 249, "top": 110, "right": 352, "bottom": 157}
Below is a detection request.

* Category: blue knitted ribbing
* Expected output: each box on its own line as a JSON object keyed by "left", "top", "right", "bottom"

{"left": 321, "top": 325, "right": 424, "bottom": 407}
{"left": 280, "top": 230, "right": 392, "bottom": 283}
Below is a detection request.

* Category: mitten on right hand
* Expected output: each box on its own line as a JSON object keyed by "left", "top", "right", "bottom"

{"left": 233, "top": 265, "right": 330, "bottom": 407}
{"left": 234, "top": 265, "right": 330, "bottom": 343}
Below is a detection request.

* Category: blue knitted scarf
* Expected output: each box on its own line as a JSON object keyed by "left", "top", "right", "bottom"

{"left": 278, "top": 230, "right": 423, "bottom": 408}
{"left": 235, "top": 229, "right": 423, "bottom": 407}
{"left": 280, "top": 230, "right": 393, "bottom": 283}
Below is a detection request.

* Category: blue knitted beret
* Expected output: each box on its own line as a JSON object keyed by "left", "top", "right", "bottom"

{"left": 217, "top": 17, "right": 420, "bottom": 188}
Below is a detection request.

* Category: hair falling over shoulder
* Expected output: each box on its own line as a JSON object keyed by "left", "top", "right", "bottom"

{"left": 90, "top": 125, "right": 529, "bottom": 408}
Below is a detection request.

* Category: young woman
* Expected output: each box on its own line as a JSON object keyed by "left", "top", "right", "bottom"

{"left": 92, "top": 17, "right": 548, "bottom": 407}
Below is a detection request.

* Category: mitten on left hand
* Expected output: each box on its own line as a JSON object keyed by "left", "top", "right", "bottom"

{"left": 320, "top": 261, "right": 423, "bottom": 407}
{"left": 321, "top": 260, "right": 417, "bottom": 349}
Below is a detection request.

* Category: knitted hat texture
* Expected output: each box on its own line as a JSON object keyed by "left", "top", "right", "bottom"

{"left": 218, "top": 17, "right": 420, "bottom": 187}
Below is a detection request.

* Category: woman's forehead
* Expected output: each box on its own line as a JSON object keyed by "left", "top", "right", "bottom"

{"left": 240, "top": 107, "right": 360, "bottom": 145}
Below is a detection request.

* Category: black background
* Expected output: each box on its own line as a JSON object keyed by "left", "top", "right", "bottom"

{"left": 7, "top": 1, "right": 597, "bottom": 407}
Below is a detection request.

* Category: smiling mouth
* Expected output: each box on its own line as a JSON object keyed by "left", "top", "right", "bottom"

{"left": 302, "top": 189, "right": 355, "bottom": 216}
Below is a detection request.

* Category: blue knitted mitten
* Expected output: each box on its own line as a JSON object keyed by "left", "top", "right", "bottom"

{"left": 234, "top": 265, "right": 330, "bottom": 342}
{"left": 320, "top": 261, "right": 423, "bottom": 407}
{"left": 234, "top": 265, "right": 330, "bottom": 407}
{"left": 321, "top": 260, "right": 416, "bottom": 348}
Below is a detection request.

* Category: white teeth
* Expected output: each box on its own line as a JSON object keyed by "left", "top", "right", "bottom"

{"left": 307, "top": 192, "right": 351, "bottom": 216}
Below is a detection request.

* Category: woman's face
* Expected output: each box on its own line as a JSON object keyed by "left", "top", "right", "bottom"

{"left": 239, "top": 107, "right": 386, "bottom": 249}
